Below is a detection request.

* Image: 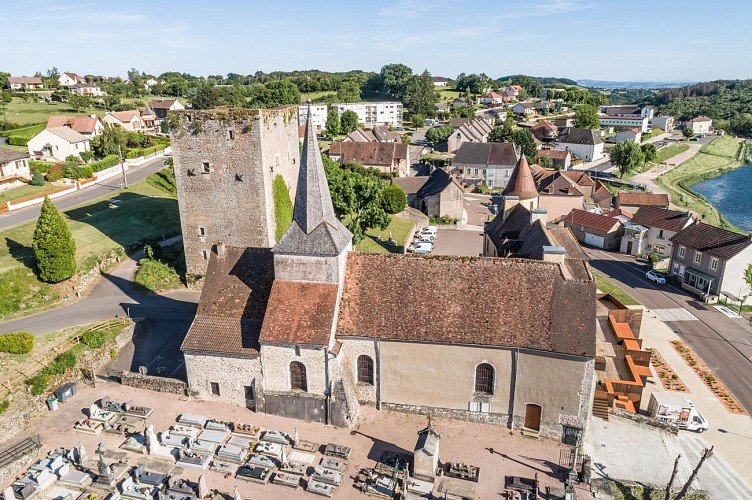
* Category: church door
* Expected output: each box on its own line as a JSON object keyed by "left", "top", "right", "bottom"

{"left": 524, "top": 404, "right": 542, "bottom": 432}
{"left": 290, "top": 362, "right": 307, "bottom": 392}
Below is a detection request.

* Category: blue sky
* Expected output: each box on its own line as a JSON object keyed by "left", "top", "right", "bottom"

{"left": 2, "top": 0, "right": 751, "bottom": 82}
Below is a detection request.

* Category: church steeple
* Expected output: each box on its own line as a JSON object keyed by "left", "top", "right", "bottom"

{"left": 272, "top": 104, "right": 352, "bottom": 279}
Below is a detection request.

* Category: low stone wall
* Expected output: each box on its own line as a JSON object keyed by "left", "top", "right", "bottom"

{"left": 382, "top": 402, "right": 511, "bottom": 427}
{"left": 608, "top": 408, "right": 679, "bottom": 434}
{"left": 120, "top": 373, "right": 188, "bottom": 396}
{"left": 0, "top": 441, "right": 41, "bottom": 487}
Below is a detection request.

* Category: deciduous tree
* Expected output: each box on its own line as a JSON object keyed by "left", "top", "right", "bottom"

{"left": 191, "top": 83, "right": 219, "bottom": 109}
{"left": 382, "top": 184, "right": 407, "bottom": 214}
{"left": 511, "top": 128, "right": 537, "bottom": 163}
{"left": 32, "top": 197, "right": 76, "bottom": 283}
{"left": 574, "top": 104, "right": 599, "bottom": 129}
{"left": 336, "top": 80, "right": 361, "bottom": 102}
{"left": 641, "top": 143, "right": 657, "bottom": 163}
{"left": 490, "top": 114, "right": 516, "bottom": 143}
{"left": 405, "top": 71, "right": 438, "bottom": 117}
{"left": 325, "top": 109, "right": 340, "bottom": 137}
{"left": 379, "top": 63, "right": 413, "bottom": 101}
{"left": 340, "top": 110, "right": 359, "bottom": 134}
{"left": 610, "top": 140, "right": 645, "bottom": 178}
{"left": 426, "top": 125, "right": 453, "bottom": 143}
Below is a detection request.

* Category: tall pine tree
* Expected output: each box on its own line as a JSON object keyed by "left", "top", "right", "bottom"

{"left": 32, "top": 197, "right": 76, "bottom": 283}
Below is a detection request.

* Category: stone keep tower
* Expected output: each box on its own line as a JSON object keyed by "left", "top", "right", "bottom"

{"left": 171, "top": 106, "right": 299, "bottom": 276}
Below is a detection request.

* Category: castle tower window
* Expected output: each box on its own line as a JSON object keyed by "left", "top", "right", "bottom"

{"left": 202, "top": 162, "right": 210, "bottom": 173}
{"left": 357, "top": 355, "right": 374, "bottom": 385}
{"left": 474, "top": 363, "right": 495, "bottom": 395}
{"left": 290, "top": 361, "right": 307, "bottom": 392}
{"left": 228, "top": 130, "right": 235, "bottom": 140}
{"left": 210, "top": 382, "right": 220, "bottom": 396}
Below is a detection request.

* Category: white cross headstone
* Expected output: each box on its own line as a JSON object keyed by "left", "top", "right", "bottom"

{"left": 293, "top": 428, "right": 299, "bottom": 447}
{"left": 78, "top": 443, "right": 88, "bottom": 465}
{"left": 197, "top": 475, "right": 207, "bottom": 499}
{"left": 280, "top": 448, "right": 287, "bottom": 466}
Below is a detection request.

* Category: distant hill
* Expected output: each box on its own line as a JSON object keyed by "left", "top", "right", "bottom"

{"left": 578, "top": 79, "right": 697, "bottom": 90}
{"left": 647, "top": 79, "right": 752, "bottom": 136}
{"left": 498, "top": 75, "right": 577, "bottom": 86}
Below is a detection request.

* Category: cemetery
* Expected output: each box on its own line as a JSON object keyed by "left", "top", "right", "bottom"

{"left": 0, "top": 381, "right": 574, "bottom": 499}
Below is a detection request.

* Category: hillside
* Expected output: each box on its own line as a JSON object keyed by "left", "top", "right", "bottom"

{"left": 647, "top": 79, "right": 752, "bottom": 136}
{"left": 578, "top": 79, "right": 696, "bottom": 89}
{"left": 497, "top": 75, "right": 577, "bottom": 86}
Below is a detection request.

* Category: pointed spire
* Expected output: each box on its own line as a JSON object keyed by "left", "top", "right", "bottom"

{"left": 294, "top": 103, "right": 339, "bottom": 234}
{"left": 502, "top": 155, "right": 538, "bottom": 200}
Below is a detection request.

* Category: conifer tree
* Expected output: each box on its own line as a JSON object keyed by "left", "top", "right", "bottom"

{"left": 32, "top": 197, "right": 76, "bottom": 283}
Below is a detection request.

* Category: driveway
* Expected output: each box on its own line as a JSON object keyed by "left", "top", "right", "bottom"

{"left": 584, "top": 247, "right": 752, "bottom": 414}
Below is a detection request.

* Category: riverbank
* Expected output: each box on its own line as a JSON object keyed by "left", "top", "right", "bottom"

{"left": 655, "top": 136, "right": 748, "bottom": 232}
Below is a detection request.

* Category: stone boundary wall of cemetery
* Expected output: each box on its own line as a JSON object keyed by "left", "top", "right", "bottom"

{"left": 0, "top": 322, "right": 135, "bottom": 484}
{"left": 120, "top": 373, "right": 188, "bottom": 396}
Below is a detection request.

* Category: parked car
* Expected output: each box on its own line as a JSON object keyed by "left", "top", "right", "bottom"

{"left": 415, "top": 237, "right": 434, "bottom": 245}
{"left": 413, "top": 242, "right": 433, "bottom": 255}
{"left": 420, "top": 226, "right": 438, "bottom": 237}
{"left": 645, "top": 270, "right": 667, "bottom": 284}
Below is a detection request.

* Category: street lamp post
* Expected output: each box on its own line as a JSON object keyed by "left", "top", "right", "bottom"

{"left": 118, "top": 144, "right": 128, "bottom": 188}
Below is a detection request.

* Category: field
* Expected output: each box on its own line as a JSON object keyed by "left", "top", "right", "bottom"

{"left": 0, "top": 123, "right": 46, "bottom": 140}
{"left": 655, "top": 136, "right": 741, "bottom": 230}
{"left": 0, "top": 172, "right": 179, "bottom": 319}
{"left": 592, "top": 271, "right": 640, "bottom": 305}
{"left": 355, "top": 215, "right": 415, "bottom": 254}
{"left": 299, "top": 91, "right": 336, "bottom": 103}
{"left": 436, "top": 87, "right": 462, "bottom": 102}
{"left": 2, "top": 98, "right": 106, "bottom": 127}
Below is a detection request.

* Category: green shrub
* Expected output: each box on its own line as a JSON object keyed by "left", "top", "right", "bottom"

{"left": 474, "top": 183, "right": 489, "bottom": 194}
{"left": 7, "top": 136, "right": 28, "bottom": 146}
{"left": 29, "top": 160, "right": 51, "bottom": 173}
{"left": 81, "top": 330, "right": 106, "bottom": 349}
{"left": 80, "top": 151, "right": 94, "bottom": 162}
{"left": 382, "top": 184, "right": 407, "bottom": 214}
{"left": 125, "top": 150, "right": 139, "bottom": 159}
{"left": 25, "top": 373, "right": 49, "bottom": 395}
{"left": 47, "top": 164, "right": 64, "bottom": 182}
{"left": 30, "top": 169, "right": 45, "bottom": 186}
{"left": 134, "top": 258, "right": 182, "bottom": 292}
{"left": 0, "top": 401, "right": 9, "bottom": 414}
{"left": 0, "top": 331, "right": 35, "bottom": 354}
{"left": 145, "top": 167, "right": 176, "bottom": 196}
{"left": 648, "top": 253, "right": 660, "bottom": 263}
{"left": 47, "top": 351, "right": 77, "bottom": 375}
{"left": 89, "top": 155, "right": 120, "bottom": 172}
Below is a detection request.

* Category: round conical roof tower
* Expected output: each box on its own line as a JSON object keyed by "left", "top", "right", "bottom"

{"left": 502, "top": 155, "right": 539, "bottom": 201}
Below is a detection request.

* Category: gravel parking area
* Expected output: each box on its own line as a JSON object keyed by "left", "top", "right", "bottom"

{"left": 5, "top": 380, "right": 582, "bottom": 499}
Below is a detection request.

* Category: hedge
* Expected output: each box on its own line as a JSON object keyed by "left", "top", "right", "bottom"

{"left": 90, "top": 155, "right": 120, "bottom": 172}
{"left": 7, "top": 136, "right": 28, "bottom": 146}
{"left": 0, "top": 331, "right": 35, "bottom": 354}
{"left": 81, "top": 330, "right": 106, "bottom": 349}
{"left": 126, "top": 144, "right": 166, "bottom": 159}
{"left": 30, "top": 160, "right": 51, "bottom": 173}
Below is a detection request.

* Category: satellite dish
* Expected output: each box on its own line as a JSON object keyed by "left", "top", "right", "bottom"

{"left": 138, "top": 366, "right": 148, "bottom": 376}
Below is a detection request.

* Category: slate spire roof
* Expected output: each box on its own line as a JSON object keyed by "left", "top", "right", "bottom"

{"left": 502, "top": 155, "right": 539, "bottom": 200}
{"left": 273, "top": 104, "right": 352, "bottom": 256}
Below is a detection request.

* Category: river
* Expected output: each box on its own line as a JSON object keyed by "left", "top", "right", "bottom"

{"left": 692, "top": 163, "right": 752, "bottom": 232}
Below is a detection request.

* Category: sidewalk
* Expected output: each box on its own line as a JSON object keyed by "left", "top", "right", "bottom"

{"left": 637, "top": 310, "right": 752, "bottom": 482}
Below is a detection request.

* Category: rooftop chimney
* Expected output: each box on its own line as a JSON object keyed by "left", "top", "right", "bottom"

{"left": 530, "top": 208, "right": 548, "bottom": 226}
{"left": 542, "top": 245, "right": 566, "bottom": 264}
{"left": 216, "top": 241, "right": 225, "bottom": 259}
{"left": 502, "top": 195, "right": 519, "bottom": 220}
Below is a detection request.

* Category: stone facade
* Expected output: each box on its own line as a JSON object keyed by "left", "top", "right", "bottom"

{"left": 171, "top": 107, "right": 299, "bottom": 276}
{"left": 183, "top": 352, "right": 262, "bottom": 407}
{"left": 120, "top": 373, "right": 188, "bottom": 395}
{"left": 260, "top": 344, "right": 328, "bottom": 395}
{"left": 339, "top": 338, "right": 378, "bottom": 404}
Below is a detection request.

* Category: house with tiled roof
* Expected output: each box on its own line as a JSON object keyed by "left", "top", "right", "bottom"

{"left": 530, "top": 120, "right": 558, "bottom": 142}
{"left": 615, "top": 191, "right": 670, "bottom": 211}
{"left": 620, "top": 207, "right": 693, "bottom": 257}
{"left": 413, "top": 167, "right": 464, "bottom": 220}
{"left": 148, "top": 99, "right": 185, "bottom": 119}
{"left": 6, "top": 77, "right": 43, "bottom": 90}
{"left": 102, "top": 110, "right": 147, "bottom": 132}
{"left": 58, "top": 72, "right": 86, "bottom": 87}
{"left": 46, "top": 115, "right": 103, "bottom": 138}
{"left": 447, "top": 118, "right": 493, "bottom": 152}
{"left": 688, "top": 116, "right": 713, "bottom": 134}
{"left": 344, "top": 125, "right": 400, "bottom": 143}
{"left": 431, "top": 76, "right": 449, "bottom": 87}
{"left": 327, "top": 141, "right": 409, "bottom": 177}
{"left": 614, "top": 128, "right": 642, "bottom": 144}
{"left": 669, "top": 223, "right": 752, "bottom": 300}
{"left": 478, "top": 92, "right": 504, "bottom": 105}
{"left": 453, "top": 142, "right": 519, "bottom": 189}
{"left": 535, "top": 148, "right": 571, "bottom": 170}
{"left": 70, "top": 83, "right": 105, "bottom": 97}
{"left": 178, "top": 106, "right": 597, "bottom": 439}
{"left": 555, "top": 128, "right": 604, "bottom": 162}
{"left": 27, "top": 127, "right": 91, "bottom": 161}
{"left": 512, "top": 102, "right": 535, "bottom": 116}
{"left": 0, "top": 148, "right": 31, "bottom": 191}
{"left": 562, "top": 208, "right": 624, "bottom": 250}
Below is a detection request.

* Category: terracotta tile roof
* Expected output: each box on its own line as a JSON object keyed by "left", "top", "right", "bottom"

{"left": 502, "top": 156, "right": 538, "bottom": 199}
{"left": 536, "top": 149, "right": 570, "bottom": 161}
{"left": 328, "top": 142, "right": 407, "bottom": 166}
{"left": 630, "top": 207, "right": 692, "bottom": 232}
{"left": 7, "top": 77, "right": 42, "bottom": 85}
{"left": 670, "top": 222, "right": 752, "bottom": 260}
{"left": 616, "top": 191, "right": 669, "bottom": 208}
{"left": 606, "top": 208, "right": 633, "bottom": 219}
{"left": 46, "top": 115, "right": 99, "bottom": 134}
{"left": 107, "top": 110, "right": 141, "bottom": 123}
{"left": 337, "top": 253, "right": 596, "bottom": 357}
{"left": 148, "top": 99, "right": 179, "bottom": 109}
{"left": 181, "top": 247, "right": 274, "bottom": 356}
{"left": 259, "top": 281, "right": 339, "bottom": 345}
{"left": 561, "top": 170, "right": 595, "bottom": 187}
{"left": 453, "top": 142, "right": 518, "bottom": 167}
{"left": 690, "top": 116, "right": 712, "bottom": 122}
{"left": 563, "top": 209, "right": 622, "bottom": 234}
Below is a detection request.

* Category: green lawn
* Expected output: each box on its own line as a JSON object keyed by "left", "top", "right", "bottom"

{"left": 0, "top": 183, "right": 60, "bottom": 205}
{"left": 592, "top": 271, "right": 640, "bottom": 305}
{"left": 655, "top": 144, "right": 689, "bottom": 164}
{"left": 2, "top": 98, "right": 105, "bottom": 127}
{"left": 700, "top": 135, "right": 740, "bottom": 157}
{"left": 437, "top": 87, "right": 462, "bottom": 102}
{"left": 0, "top": 173, "right": 180, "bottom": 320}
{"left": 355, "top": 215, "right": 415, "bottom": 254}
{"left": 0, "top": 123, "right": 46, "bottom": 140}
{"left": 655, "top": 137, "right": 740, "bottom": 230}
{"left": 643, "top": 128, "right": 665, "bottom": 140}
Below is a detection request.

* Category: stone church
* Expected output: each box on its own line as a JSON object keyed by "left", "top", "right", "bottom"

{"left": 172, "top": 106, "right": 597, "bottom": 440}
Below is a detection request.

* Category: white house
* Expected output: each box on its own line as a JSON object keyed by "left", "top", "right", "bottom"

{"left": 46, "top": 115, "right": 103, "bottom": 139}
{"left": 614, "top": 128, "right": 642, "bottom": 144}
{"left": 512, "top": 102, "right": 535, "bottom": 116}
{"left": 689, "top": 116, "right": 712, "bottom": 134}
{"left": 555, "top": 128, "right": 604, "bottom": 162}
{"left": 598, "top": 115, "right": 649, "bottom": 133}
{"left": 27, "top": 127, "right": 91, "bottom": 161}
{"left": 330, "top": 102, "right": 403, "bottom": 128}
{"left": 447, "top": 119, "right": 493, "bottom": 152}
{"left": 70, "top": 83, "right": 105, "bottom": 97}
{"left": 478, "top": 92, "right": 504, "bottom": 105}
{"left": 58, "top": 72, "right": 86, "bottom": 87}
{"left": 0, "top": 148, "right": 31, "bottom": 191}
{"left": 6, "top": 77, "right": 43, "bottom": 90}
{"left": 297, "top": 105, "right": 328, "bottom": 131}
{"left": 102, "top": 110, "right": 146, "bottom": 132}
{"left": 148, "top": 99, "right": 185, "bottom": 120}
{"left": 432, "top": 77, "right": 449, "bottom": 87}
{"left": 620, "top": 207, "right": 693, "bottom": 257}
{"left": 650, "top": 115, "right": 674, "bottom": 132}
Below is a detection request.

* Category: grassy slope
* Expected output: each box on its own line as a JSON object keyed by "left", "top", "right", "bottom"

{"left": 2, "top": 98, "right": 106, "bottom": 127}
{"left": 356, "top": 216, "right": 415, "bottom": 254}
{"left": 0, "top": 172, "right": 179, "bottom": 319}
{"left": 592, "top": 271, "right": 640, "bottom": 305}
{"left": 655, "top": 136, "right": 741, "bottom": 230}
{"left": 0, "top": 123, "right": 45, "bottom": 139}
{"left": 654, "top": 144, "right": 690, "bottom": 164}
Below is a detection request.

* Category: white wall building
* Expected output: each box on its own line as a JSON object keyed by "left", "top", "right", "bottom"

{"left": 650, "top": 116, "right": 674, "bottom": 132}
{"left": 689, "top": 116, "right": 712, "bottom": 134}
{"left": 330, "top": 102, "right": 403, "bottom": 128}
{"left": 27, "top": 127, "right": 90, "bottom": 161}
{"left": 598, "top": 115, "right": 649, "bottom": 133}
{"left": 297, "top": 105, "right": 328, "bottom": 131}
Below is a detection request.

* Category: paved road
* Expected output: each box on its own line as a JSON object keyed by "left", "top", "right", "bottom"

{"left": 0, "top": 154, "right": 171, "bottom": 231}
{"left": 585, "top": 248, "right": 752, "bottom": 414}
